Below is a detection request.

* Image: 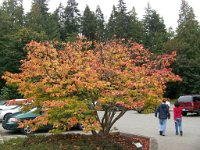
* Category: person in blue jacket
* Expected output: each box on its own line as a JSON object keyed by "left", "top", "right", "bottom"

{"left": 155, "top": 100, "right": 170, "bottom": 136}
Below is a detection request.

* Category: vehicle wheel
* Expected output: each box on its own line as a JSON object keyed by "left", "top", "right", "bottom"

{"left": 182, "top": 112, "right": 187, "bottom": 116}
{"left": 77, "top": 124, "right": 84, "bottom": 130}
{"left": 3, "top": 113, "right": 12, "bottom": 120}
{"left": 197, "top": 110, "right": 200, "bottom": 116}
{"left": 137, "top": 109, "right": 143, "bottom": 114}
{"left": 20, "top": 126, "right": 33, "bottom": 134}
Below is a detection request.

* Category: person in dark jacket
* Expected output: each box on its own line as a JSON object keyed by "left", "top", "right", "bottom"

{"left": 155, "top": 100, "right": 170, "bottom": 136}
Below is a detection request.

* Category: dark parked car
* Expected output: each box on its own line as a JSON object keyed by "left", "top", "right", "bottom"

{"left": 2, "top": 107, "right": 83, "bottom": 134}
{"left": 177, "top": 95, "right": 200, "bottom": 116}
{"left": 2, "top": 107, "right": 51, "bottom": 134}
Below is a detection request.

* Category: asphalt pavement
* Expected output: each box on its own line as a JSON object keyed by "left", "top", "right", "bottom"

{"left": 0, "top": 109, "right": 200, "bottom": 150}
{"left": 112, "top": 110, "right": 200, "bottom": 150}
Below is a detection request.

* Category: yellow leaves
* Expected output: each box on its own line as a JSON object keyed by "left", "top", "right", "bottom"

{"left": 17, "top": 117, "right": 47, "bottom": 132}
{"left": 2, "top": 39, "right": 182, "bottom": 133}
{"left": 2, "top": 72, "right": 21, "bottom": 85}
{"left": 81, "top": 116, "right": 102, "bottom": 133}
{"left": 69, "top": 117, "right": 78, "bottom": 127}
{"left": 42, "top": 100, "right": 67, "bottom": 108}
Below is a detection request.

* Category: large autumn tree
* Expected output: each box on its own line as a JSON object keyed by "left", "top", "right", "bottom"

{"left": 3, "top": 39, "right": 181, "bottom": 135}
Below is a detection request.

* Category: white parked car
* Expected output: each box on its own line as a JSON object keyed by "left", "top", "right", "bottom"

{"left": 0, "top": 99, "right": 29, "bottom": 110}
{"left": 0, "top": 104, "right": 18, "bottom": 111}
{"left": 0, "top": 105, "right": 22, "bottom": 121}
{"left": 0, "top": 99, "right": 26, "bottom": 111}
{"left": 0, "top": 99, "right": 29, "bottom": 121}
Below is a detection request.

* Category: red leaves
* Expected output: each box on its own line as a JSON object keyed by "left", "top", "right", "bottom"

{"left": 3, "top": 39, "right": 182, "bottom": 133}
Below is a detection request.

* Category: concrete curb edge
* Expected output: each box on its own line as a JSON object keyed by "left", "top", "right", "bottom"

{"left": 118, "top": 132, "right": 158, "bottom": 150}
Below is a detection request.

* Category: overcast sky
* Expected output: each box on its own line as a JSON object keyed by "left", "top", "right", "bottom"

{"left": 1, "top": 0, "right": 200, "bottom": 30}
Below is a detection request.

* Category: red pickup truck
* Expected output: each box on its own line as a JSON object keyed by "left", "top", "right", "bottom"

{"left": 177, "top": 95, "right": 200, "bottom": 116}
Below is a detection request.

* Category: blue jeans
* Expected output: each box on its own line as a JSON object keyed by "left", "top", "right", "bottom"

{"left": 159, "top": 119, "right": 167, "bottom": 135}
{"left": 175, "top": 118, "right": 182, "bottom": 134}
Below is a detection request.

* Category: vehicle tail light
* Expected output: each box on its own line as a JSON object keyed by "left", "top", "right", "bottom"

{"left": 191, "top": 102, "right": 194, "bottom": 108}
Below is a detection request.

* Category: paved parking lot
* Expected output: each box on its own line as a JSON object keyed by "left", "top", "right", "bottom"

{"left": 116, "top": 111, "right": 200, "bottom": 150}
{"left": 0, "top": 110, "right": 200, "bottom": 150}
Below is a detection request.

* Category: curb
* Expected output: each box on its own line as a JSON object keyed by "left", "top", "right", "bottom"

{"left": 0, "top": 133, "right": 4, "bottom": 144}
{"left": 117, "top": 132, "right": 158, "bottom": 150}
{"left": 149, "top": 137, "right": 158, "bottom": 150}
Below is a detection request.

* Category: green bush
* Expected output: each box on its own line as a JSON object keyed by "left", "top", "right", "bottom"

{"left": 135, "top": 96, "right": 161, "bottom": 114}
{"left": 0, "top": 86, "right": 22, "bottom": 100}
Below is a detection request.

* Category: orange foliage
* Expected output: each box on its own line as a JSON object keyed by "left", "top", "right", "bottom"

{"left": 2, "top": 39, "right": 181, "bottom": 133}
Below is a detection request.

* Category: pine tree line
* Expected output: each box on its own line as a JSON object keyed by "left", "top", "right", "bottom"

{"left": 0, "top": 0, "right": 200, "bottom": 99}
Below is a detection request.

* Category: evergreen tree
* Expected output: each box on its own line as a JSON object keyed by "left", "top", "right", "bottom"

{"left": 174, "top": 0, "right": 200, "bottom": 95}
{"left": 115, "top": 0, "right": 129, "bottom": 38}
{"left": 64, "top": 0, "right": 80, "bottom": 33}
{"left": 95, "top": 5, "right": 105, "bottom": 41}
{"left": 178, "top": 0, "right": 194, "bottom": 25}
{"left": 54, "top": 3, "right": 65, "bottom": 40}
{"left": 106, "top": 5, "right": 117, "bottom": 39}
{"left": 0, "top": 0, "right": 25, "bottom": 76}
{"left": 63, "top": 0, "right": 80, "bottom": 41}
{"left": 1, "top": 0, "right": 24, "bottom": 30}
{"left": 176, "top": 0, "right": 200, "bottom": 63}
{"left": 56, "top": 3, "right": 65, "bottom": 26}
{"left": 164, "top": 0, "right": 200, "bottom": 98}
{"left": 143, "top": 3, "right": 168, "bottom": 53}
{"left": 0, "top": 6, "right": 12, "bottom": 45}
{"left": 2, "top": 0, "right": 24, "bottom": 27}
{"left": 81, "top": 5, "right": 97, "bottom": 40}
{"left": 47, "top": 10, "right": 61, "bottom": 40}
{"left": 127, "top": 7, "right": 145, "bottom": 43}
{"left": 0, "top": 0, "right": 24, "bottom": 96}
{"left": 25, "top": 0, "right": 49, "bottom": 35}
{"left": 0, "top": 0, "right": 49, "bottom": 98}
{"left": 106, "top": 0, "right": 144, "bottom": 41}
{"left": 106, "top": 0, "right": 130, "bottom": 39}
